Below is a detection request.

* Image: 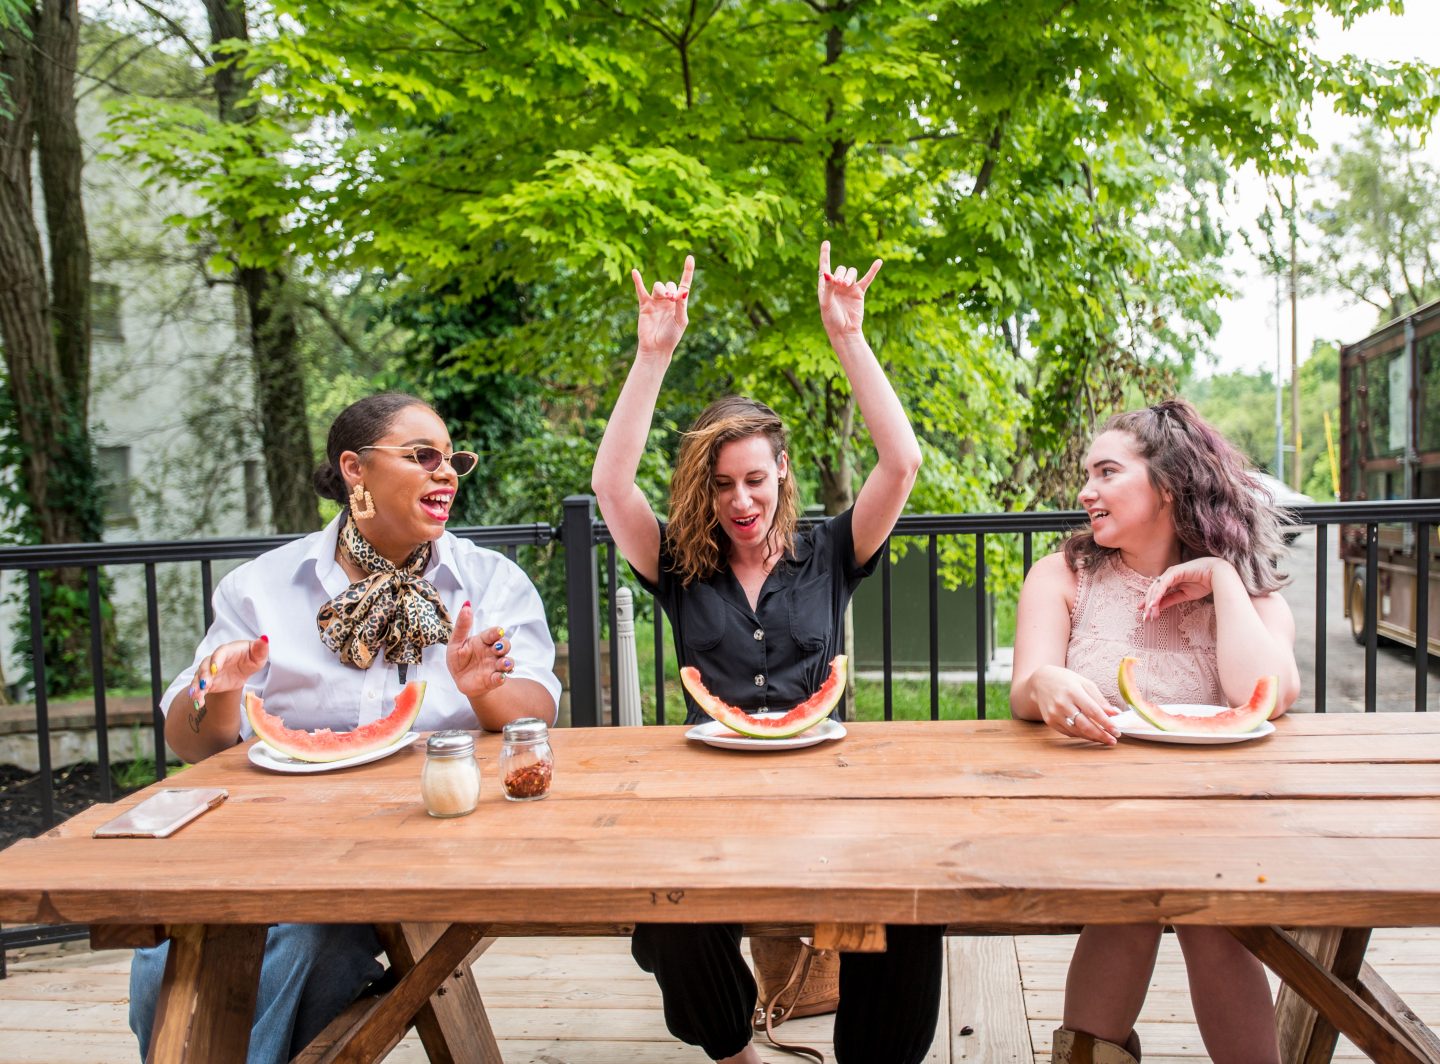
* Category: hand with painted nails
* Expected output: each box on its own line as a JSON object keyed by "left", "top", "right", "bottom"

{"left": 632, "top": 254, "right": 694, "bottom": 361}
{"left": 817, "top": 240, "right": 882, "bottom": 339}
{"left": 446, "top": 602, "right": 515, "bottom": 697}
{"left": 189, "top": 636, "right": 270, "bottom": 708}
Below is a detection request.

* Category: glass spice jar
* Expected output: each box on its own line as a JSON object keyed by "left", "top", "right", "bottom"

{"left": 500, "top": 717, "right": 554, "bottom": 801}
{"left": 422, "top": 730, "right": 480, "bottom": 818}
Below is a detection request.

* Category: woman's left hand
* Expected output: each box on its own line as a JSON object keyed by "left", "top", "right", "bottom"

{"left": 1141, "top": 557, "right": 1239, "bottom": 621}
{"left": 817, "top": 240, "right": 881, "bottom": 338}
{"left": 446, "top": 602, "right": 515, "bottom": 697}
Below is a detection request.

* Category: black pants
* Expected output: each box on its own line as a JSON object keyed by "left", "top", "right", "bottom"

{"left": 632, "top": 923, "right": 945, "bottom": 1062}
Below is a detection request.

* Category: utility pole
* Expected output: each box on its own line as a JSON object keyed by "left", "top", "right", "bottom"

{"left": 1289, "top": 174, "right": 1302, "bottom": 491}
{"left": 1274, "top": 248, "right": 1284, "bottom": 481}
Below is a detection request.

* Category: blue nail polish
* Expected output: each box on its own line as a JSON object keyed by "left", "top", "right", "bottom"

{"left": 493, "top": 641, "right": 505, "bottom": 652}
{"left": 198, "top": 677, "right": 206, "bottom": 690}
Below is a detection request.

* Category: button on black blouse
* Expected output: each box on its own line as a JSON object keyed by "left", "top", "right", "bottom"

{"left": 633, "top": 508, "right": 880, "bottom": 725}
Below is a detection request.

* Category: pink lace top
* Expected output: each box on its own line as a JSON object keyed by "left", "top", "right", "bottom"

{"left": 1067, "top": 554, "right": 1223, "bottom": 708}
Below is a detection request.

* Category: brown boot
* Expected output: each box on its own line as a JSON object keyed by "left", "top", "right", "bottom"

{"left": 1051, "top": 1027, "right": 1141, "bottom": 1064}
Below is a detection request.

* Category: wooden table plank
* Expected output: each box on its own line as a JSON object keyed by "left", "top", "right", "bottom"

{"left": 3, "top": 716, "right": 1439, "bottom": 1064}
{"left": 49, "top": 717, "right": 1434, "bottom": 809}
{"left": 2, "top": 716, "right": 1439, "bottom": 930}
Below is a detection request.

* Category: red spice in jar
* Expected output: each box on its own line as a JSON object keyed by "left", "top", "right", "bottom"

{"left": 504, "top": 760, "right": 552, "bottom": 799}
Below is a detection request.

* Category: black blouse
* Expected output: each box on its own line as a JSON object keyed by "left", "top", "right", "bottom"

{"left": 633, "top": 508, "right": 879, "bottom": 725}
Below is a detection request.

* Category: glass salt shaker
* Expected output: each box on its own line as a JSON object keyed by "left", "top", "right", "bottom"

{"left": 500, "top": 717, "right": 554, "bottom": 801}
{"left": 422, "top": 730, "right": 480, "bottom": 818}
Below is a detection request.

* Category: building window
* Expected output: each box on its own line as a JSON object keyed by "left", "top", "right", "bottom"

{"left": 93, "top": 282, "right": 124, "bottom": 340}
{"left": 244, "top": 459, "right": 264, "bottom": 528}
{"left": 96, "top": 445, "right": 134, "bottom": 522}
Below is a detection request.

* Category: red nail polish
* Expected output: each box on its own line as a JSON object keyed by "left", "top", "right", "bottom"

{"left": 680, "top": 291, "right": 689, "bottom": 300}
{"left": 260, "top": 634, "right": 269, "bottom": 643}
{"left": 463, "top": 600, "right": 471, "bottom": 608}
{"left": 823, "top": 272, "right": 833, "bottom": 281}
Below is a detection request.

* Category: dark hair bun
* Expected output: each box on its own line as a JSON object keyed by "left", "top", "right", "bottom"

{"left": 313, "top": 463, "right": 347, "bottom": 504}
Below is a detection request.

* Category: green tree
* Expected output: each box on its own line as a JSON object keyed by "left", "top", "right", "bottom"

{"left": 112, "top": 0, "right": 1440, "bottom": 523}
{"left": 100, "top": 0, "right": 321, "bottom": 531}
{"left": 1302, "top": 121, "right": 1440, "bottom": 324}
{"left": 1188, "top": 340, "right": 1340, "bottom": 501}
{"left": 0, "top": 0, "right": 117, "bottom": 696}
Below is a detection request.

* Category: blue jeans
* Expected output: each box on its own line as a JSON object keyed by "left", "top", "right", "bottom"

{"left": 128, "top": 923, "right": 384, "bottom": 1064}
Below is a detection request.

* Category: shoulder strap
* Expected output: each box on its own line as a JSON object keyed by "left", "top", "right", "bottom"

{"left": 753, "top": 946, "right": 826, "bottom": 1062}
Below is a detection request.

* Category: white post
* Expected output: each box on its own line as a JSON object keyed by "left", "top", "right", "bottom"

{"left": 615, "top": 587, "right": 643, "bottom": 727}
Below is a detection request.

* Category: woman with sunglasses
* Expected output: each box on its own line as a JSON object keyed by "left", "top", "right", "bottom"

{"left": 128, "top": 392, "right": 561, "bottom": 1064}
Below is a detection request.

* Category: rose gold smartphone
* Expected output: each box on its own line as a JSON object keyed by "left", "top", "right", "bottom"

{"left": 92, "top": 787, "right": 228, "bottom": 838}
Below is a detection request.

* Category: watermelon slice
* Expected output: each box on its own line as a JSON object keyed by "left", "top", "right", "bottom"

{"left": 680, "top": 656, "right": 847, "bottom": 739}
{"left": 244, "top": 681, "right": 426, "bottom": 762}
{"left": 1116, "top": 657, "right": 1276, "bottom": 734}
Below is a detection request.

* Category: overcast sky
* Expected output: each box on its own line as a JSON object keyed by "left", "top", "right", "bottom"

{"left": 1203, "top": 4, "right": 1440, "bottom": 379}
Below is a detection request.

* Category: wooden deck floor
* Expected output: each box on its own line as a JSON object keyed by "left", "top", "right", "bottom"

{"left": 3, "top": 930, "right": 1437, "bottom": 1063}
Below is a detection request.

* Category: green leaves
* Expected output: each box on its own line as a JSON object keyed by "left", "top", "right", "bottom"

{"left": 103, "top": 0, "right": 1440, "bottom": 514}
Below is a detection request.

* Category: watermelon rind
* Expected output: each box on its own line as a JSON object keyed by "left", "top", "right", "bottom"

{"left": 681, "top": 656, "right": 847, "bottom": 739}
{"left": 245, "top": 681, "right": 426, "bottom": 762}
{"left": 1116, "top": 657, "right": 1276, "bottom": 734}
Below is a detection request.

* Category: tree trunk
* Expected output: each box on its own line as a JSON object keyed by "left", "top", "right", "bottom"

{"left": 34, "top": 1, "right": 90, "bottom": 408}
{"left": 204, "top": 0, "right": 319, "bottom": 532}
{"left": 0, "top": 3, "right": 114, "bottom": 695}
{"left": 239, "top": 265, "right": 319, "bottom": 531}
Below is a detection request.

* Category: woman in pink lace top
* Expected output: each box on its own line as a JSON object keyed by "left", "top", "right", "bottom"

{"left": 1010, "top": 400, "right": 1300, "bottom": 1064}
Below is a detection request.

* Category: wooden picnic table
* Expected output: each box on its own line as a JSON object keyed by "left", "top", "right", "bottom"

{"left": 1, "top": 714, "right": 1438, "bottom": 1063}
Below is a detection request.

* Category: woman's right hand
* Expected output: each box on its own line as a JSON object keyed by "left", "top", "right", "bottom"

{"left": 631, "top": 255, "right": 693, "bottom": 359}
{"left": 1028, "top": 664, "right": 1122, "bottom": 746}
{"left": 189, "top": 636, "right": 269, "bottom": 708}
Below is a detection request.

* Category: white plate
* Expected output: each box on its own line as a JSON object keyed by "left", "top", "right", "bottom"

{"left": 247, "top": 732, "right": 420, "bottom": 773}
{"left": 684, "top": 716, "right": 847, "bottom": 751}
{"left": 1112, "top": 708, "right": 1275, "bottom": 745}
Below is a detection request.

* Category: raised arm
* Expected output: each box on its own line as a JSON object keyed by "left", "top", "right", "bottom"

{"left": 817, "top": 241, "right": 923, "bottom": 567}
{"left": 592, "top": 255, "right": 694, "bottom": 585}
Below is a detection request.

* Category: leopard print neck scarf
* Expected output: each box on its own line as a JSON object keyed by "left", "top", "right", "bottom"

{"left": 316, "top": 515, "right": 454, "bottom": 669}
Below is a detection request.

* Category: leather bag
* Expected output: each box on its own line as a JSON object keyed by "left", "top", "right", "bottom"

{"left": 750, "top": 935, "right": 841, "bottom": 1062}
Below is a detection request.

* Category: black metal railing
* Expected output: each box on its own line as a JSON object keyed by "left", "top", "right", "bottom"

{"left": 565, "top": 496, "right": 1439, "bottom": 725}
{"left": 1, "top": 497, "right": 1436, "bottom": 965}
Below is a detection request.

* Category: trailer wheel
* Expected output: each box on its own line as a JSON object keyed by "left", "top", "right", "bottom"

{"left": 1348, "top": 567, "right": 1370, "bottom": 645}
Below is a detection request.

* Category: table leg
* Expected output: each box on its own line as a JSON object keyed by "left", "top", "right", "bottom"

{"left": 309, "top": 922, "right": 490, "bottom": 1064}
{"left": 1229, "top": 926, "right": 1439, "bottom": 1064}
{"left": 1273, "top": 927, "right": 1366, "bottom": 1064}
{"left": 146, "top": 923, "right": 267, "bottom": 1064}
{"left": 376, "top": 923, "right": 503, "bottom": 1064}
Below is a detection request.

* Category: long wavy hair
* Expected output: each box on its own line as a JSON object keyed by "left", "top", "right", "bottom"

{"left": 1063, "top": 399, "right": 1288, "bottom": 595}
{"left": 668, "top": 396, "right": 800, "bottom": 586}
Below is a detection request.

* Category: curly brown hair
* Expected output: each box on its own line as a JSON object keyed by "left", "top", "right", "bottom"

{"left": 1063, "top": 399, "right": 1288, "bottom": 595}
{"left": 668, "top": 396, "right": 799, "bottom": 586}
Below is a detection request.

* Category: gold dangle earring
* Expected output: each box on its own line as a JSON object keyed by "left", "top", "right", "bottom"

{"left": 349, "top": 482, "right": 377, "bottom": 520}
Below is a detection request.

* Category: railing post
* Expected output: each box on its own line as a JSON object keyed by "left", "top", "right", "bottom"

{"left": 561, "top": 495, "right": 603, "bottom": 727}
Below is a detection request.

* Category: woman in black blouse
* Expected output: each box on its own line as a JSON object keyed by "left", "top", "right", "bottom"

{"left": 591, "top": 245, "right": 941, "bottom": 1064}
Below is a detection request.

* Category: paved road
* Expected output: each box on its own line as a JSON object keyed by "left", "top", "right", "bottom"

{"left": 1280, "top": 527, "right": 1438, "bottom": 713}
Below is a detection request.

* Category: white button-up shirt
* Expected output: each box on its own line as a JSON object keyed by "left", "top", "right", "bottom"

{"left": 160, "top": 515, "right": 561, "bottom": 736}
